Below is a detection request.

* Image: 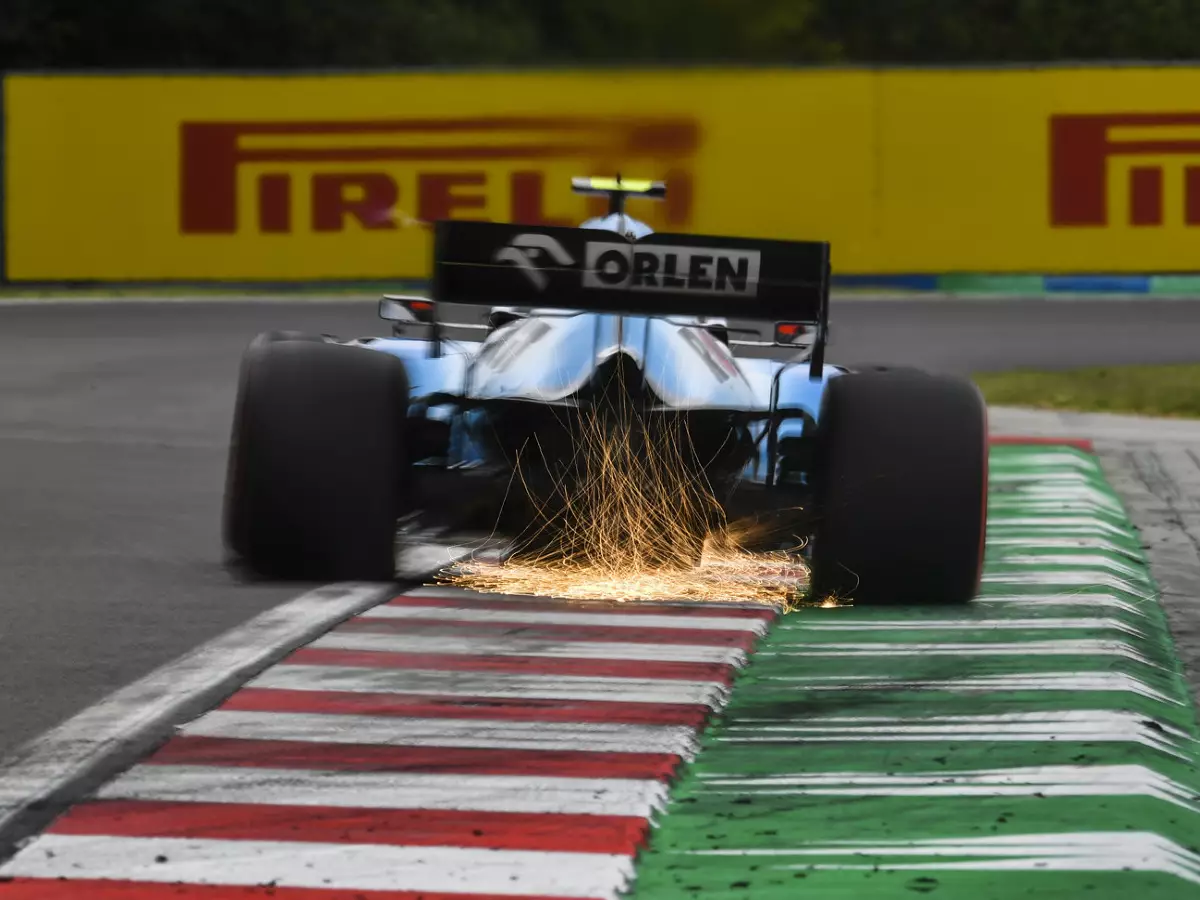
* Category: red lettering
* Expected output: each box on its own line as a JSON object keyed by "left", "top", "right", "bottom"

{"left": 510, "top": 171, "right": 573, "bottom": 226}
{"left": 311, "top": 173, "right": 398, "bottom": 232}
{"left": 178, "top": 117, "right": 702, "bottom": 234}
{"left": 1050, "top": 112, "right": 1200, "bottom": 227}
{"left": 180, "top": 123, "right": 242, "bottom": 233}
{"left": 257, "top": 174, "right": 291, "bottom": 233}
{"left": 417, "top": 173, "right": 487, "bottom": 221}
{"left": 1129, "top": 167, "right": 1163, "bottom": 226}
{"left": 1187, "top": 167, "right": 1200, "bottom": 225}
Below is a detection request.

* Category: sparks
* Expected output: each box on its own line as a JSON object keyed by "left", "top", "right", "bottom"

{"left": 438, "top": 375, "right": 826, "bottom": 609}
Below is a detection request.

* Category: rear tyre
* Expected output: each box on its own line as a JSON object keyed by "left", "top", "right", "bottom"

{"left": 223, "top": 337, "right": 410, "bottom": 581}
{"left": 809, "top": 369, "right": 987, "bottom": 605}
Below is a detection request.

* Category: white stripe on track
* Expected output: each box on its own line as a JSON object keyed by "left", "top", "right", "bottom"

{"left": 986, "top": 516, "right": 1131, "bottom": 532}
{"left": 718, "top": 710, "right": 1192, "bottom": 755}
{"left": 0, "top": 834, "right": 633, "bottom": 899}
{"left": 979, "top": 594, "right": 1147, "bottom": 616}
{"left": 98, "top": 765, "right": 667, "bottom": 817}
{"left": 693, "top": 765, "right": 1199, "bottom": 808}
{"left": 986, "top": 537, "right": 1135, "bottom": 554}
{"left": 182, "top": 710, "right": 699, "bottom": 756}
{"left": 362, "top": 604, "right": 768, "bottom": 633}
{"left": 405, "top": 585, "right": 778, "bottom": 608}
{"left": 250, "top": 664, "right": 728, "bottom": 706}
{"left": 313, "top": 630, "right": 746, "bottom": 665}
{"left": 790, "top": 618, "right": 1142, "bottom": 633}
{"left": 981, "top": 571, "right": 1153, "bottom": 597}
{"left": 750, "top": 673, "right": 1178, "bottom": 703}
{"left": 762, "top": 640, "right": 1153, "bottom": 657}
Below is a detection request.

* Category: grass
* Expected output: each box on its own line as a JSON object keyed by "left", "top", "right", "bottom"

{"left": 973, "top": 363, "right": 1200, "bottom": 419}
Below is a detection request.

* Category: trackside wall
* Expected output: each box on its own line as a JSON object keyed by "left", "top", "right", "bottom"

{"left": 6, "top": 66, "right": 1200, "bottom": 282}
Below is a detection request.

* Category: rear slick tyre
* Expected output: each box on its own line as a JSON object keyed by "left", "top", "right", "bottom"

{"left": 223, "top": 339, "right": 410, "bottom": 581}
{"left": 810, "top": 369, "right": 987, "bottom": 605}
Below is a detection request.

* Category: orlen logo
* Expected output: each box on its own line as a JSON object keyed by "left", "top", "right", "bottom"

{"left": 584, "top": 243, "right": 760, "bottom": 296}
{"left": 1051, "top": 112, "right": 1200, "bottom": 227}
{"left": 179, "top": 117, "right": 698, "bottom": 235}
{"left": 493, "top": 233, "right": 576, "bottom": 291}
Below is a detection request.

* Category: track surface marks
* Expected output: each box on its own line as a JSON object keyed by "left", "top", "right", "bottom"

{"left": 0, "top": 298, "right": 1197, "bottom": 769}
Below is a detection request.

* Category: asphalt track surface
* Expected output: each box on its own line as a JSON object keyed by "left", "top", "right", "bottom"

{"left": 1, "top": 296, "right": 1199, "bottom": 761}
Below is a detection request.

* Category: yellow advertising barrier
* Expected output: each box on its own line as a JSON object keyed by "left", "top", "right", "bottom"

{"left": 8, "top": 67, "right": 1200, "bottom": 279}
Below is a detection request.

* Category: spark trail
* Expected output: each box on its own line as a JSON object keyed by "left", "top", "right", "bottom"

{"left": 441, "top": 376, "right": 812, "bottom": 607}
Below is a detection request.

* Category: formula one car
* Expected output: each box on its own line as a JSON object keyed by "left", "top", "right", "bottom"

{"left": 223, "top": 177, "right": 988, "bottom": 604}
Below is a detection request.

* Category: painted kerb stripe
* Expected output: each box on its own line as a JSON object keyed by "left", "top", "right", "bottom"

{"left": 0, "top": 587, "right": 780, "bottom": 898}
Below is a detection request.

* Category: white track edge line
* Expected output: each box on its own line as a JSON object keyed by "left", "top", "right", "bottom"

{"left": 0, "top": 581, "right": 391, "bottom": 849}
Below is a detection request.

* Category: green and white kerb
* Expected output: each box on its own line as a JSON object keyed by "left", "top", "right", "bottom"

{"left": 629, "top": 444, "right": 1200, "bottom": 899}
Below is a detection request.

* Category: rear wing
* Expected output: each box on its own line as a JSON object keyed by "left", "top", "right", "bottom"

{"left": 433, "top": 220, "right": 828, "bottom": 319}
{"left": 429, "top": 220, "right": 830, "bottom": 373}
